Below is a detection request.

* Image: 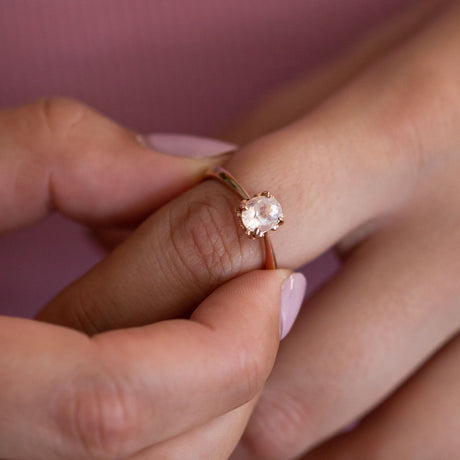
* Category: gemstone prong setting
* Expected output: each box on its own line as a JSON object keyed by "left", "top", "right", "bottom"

{"left": 237, "top": 193, "right": 284, "bottom": 239}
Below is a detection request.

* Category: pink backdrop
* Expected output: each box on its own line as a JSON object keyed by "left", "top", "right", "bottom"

{"left": 0, "top": 0, "right": 413, "bottom": 317}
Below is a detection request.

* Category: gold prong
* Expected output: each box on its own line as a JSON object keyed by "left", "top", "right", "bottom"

{"left": 272, "top": 225, "right": 279, "bottom": 231}
{"left": 260, "top": 191, "right": 272, "bottom": 198}
{"left": 254, "top": 228, "right": 262, "bottom": 237}
{"left": 278, "top": 217, "right": 285, "bottom": 225}
{"left": 247, "top": 230, "right": 257, "bottom": 240}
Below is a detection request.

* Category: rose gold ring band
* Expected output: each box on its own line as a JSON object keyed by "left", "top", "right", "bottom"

{"left": 204, "top": 165, "right": 284, "bottom": 270}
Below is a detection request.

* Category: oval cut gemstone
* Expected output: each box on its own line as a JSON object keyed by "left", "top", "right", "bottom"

{"left": 240, "top": 195, "right": 283, "bottom": 235}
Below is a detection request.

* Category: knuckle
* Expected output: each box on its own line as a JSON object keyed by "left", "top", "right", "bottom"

{"left": 168, "top": 182, "right": 254, "bottom": 286}
{"left": 233, "top": 344, "right": 268, "bottom": 402}
{"left": 56, "top": 371, "right": 139, "bottom": 459}
{"left": 240, "top": 388, "right": 317, "bottom": 460}
{"left": 1, "top": 97, "right": 90, "bottom": 195}
{"left": 33, "top": 97, "right": 89, "bottom": 144}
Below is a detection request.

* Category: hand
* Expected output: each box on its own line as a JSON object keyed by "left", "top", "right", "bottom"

{"left": 0, "top": 100, "right": 303, "bottom": 459}
{"left": 39, "top": 1, "right": 460, "bottom": 458}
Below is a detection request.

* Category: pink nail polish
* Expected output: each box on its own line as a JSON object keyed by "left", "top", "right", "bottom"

{"left": 137, "top": 133, "right": 237, "bottom": 158}
{"left": 280, "top": 273, "right": 307, "bottom": 340}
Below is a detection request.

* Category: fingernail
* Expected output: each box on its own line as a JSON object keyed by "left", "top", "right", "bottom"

{"left": 137, "top": 133, "right": 237, "bottom": 158}
{"left": 280, "top": 273, "right": 307, "bottom": 340}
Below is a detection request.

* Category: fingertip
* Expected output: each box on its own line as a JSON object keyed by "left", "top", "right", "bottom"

{"left": 137, "top": 133, "right": 237, "bottom": 158}
{"left": 131, "top": 133, "right": 235, "bottom": 210}
{"left": 248, "top": 269, "right": 307, "bottom": 341}
{"left": 191, "top": 270, "right": 292, "bottom": 342}
{"left": 280, "top": 272, "right": 307, "bottom": 340}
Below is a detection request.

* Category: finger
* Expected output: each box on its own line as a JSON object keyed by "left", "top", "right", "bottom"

{"left": 0, "top": 270, "right": 286, "bottom": 460}
{"left": 132, "top": 399, "right": 256, "bottom": 460}
{"left": 0, "top": 98, "right": 232, "bottom": 233}
{"left": 233, "top": 204, "right": 460, "bottom": 459}
{"left": 222, "top": 0, "right": 445, "bottom": 145}
{"left": 93, "top": 0, "right": 437, "bottom": 255}
{"left": 224, "top": 0, "right": 460, "bottom": 269}
{"left": 304, "top": 332, "right": 460, "bottom": 460}
{"left": 38, "top": 2, "right": 460, "bottom": 334}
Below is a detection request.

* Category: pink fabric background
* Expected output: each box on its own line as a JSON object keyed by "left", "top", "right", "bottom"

{"left": 0, "top": 0, "right": 413, "bottom": 317}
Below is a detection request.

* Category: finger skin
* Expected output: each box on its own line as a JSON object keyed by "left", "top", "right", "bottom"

{"left": 233, "top": 208, "right": 460, "bottom": 459}
{"left": 132, "top": 399, "right": 257, "bottom": 460}
{"left": 304, "top": 332, "right": 460, "bottom": 460}
{"left": 0, "top": 98, "right": 218, "bottom": 233}
{"left": 37, "top": 179, "right": 264, "bottom": 331}
{"left": 1, "top": 270, "right": 285, "bottom": 459}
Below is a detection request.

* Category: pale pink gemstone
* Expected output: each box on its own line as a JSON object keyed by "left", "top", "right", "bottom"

{"left": 241, "top": 196, "right": 283, "bottom": 235}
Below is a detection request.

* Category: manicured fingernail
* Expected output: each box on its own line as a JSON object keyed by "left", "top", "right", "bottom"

{"left": 137, "top": 133, "right": 237, "bottom": 158}
{"left": 280, "top": 273, "right": 307, "bottom": 340}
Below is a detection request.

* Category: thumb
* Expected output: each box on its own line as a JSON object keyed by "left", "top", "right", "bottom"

{"left": 1, "top": 270, "right": 305, "bottom": 459}
{"left": 124, "top": 269, "right": 308, "bottom": 460}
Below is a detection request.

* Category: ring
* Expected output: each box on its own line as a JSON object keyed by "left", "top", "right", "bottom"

{"left": 204, "top": 165, "right": 284, "bottom": 270}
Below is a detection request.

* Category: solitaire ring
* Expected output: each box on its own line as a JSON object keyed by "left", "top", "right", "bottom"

{"left": 204, "top": 165, "right": 284, "bottom": 270}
